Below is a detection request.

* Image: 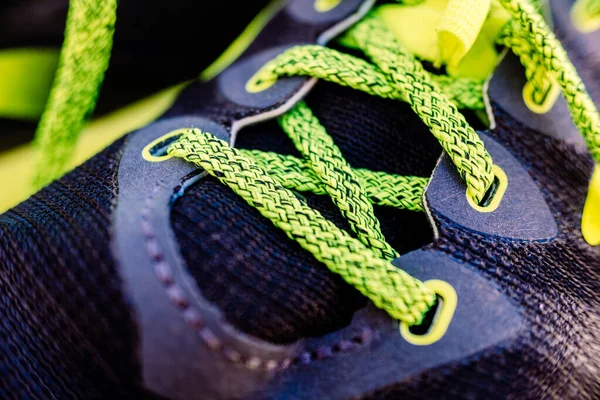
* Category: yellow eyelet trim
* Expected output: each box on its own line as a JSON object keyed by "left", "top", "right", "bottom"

{"left": 314, "top": 0, "right": 342, "bottom": 13}
{"left": 522, "top": 79, "right": 561, "bottom": 114}
{"left": 246, "top": 67, "right": 278, "bottom": 93}
{"left": 400, "top": 279, "right": 457, "bottom": 346}
{"left": 467, "top": 164, "right": 508, "bottom": 213}
{"left": 582, "top": 165, "right": 600, "bottom": 246}
{"left": 571, "top": 1, "right": 600, "bottom": 33}
{"left": 142, "top": 129, "right": 187, "bottom": 162}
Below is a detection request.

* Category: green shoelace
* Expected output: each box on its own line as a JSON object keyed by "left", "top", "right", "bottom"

{"left": 34, "top": 0, "right": 600, "bottom": 325}
{"left": 32, "top": 0, "right": 116, "bottom": 189}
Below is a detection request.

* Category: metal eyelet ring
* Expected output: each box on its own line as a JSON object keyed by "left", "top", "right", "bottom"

{"left": 400, "top": 280, "right": 457, "bottom": 346}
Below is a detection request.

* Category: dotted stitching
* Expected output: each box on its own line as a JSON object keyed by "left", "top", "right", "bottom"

{"left": 291, "top": 326, "right": 377, "bottom": 366}
{"left": 140, "top": 184, "right": 292, "bottom": 371}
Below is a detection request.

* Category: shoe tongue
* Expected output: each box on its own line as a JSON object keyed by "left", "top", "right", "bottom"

{"left": 377, "top": 2, "right": 506, "bottom": 80}
{"left": 170, "top": 81, "right": 442, "bottom": 344}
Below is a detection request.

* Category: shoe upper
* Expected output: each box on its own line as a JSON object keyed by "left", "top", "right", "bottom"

{"left": 1, "top": 1, "right": 600, "bottom": 399}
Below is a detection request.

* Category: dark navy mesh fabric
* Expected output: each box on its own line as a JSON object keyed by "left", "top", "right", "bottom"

{"left": 0, "top": 78, "right": 438, "bottom": 397}
{"left": 0, "top": 139, "right": 143, "bottom": 399}
{"left": 368, "top": 104, "right": 600, "bottom": 399}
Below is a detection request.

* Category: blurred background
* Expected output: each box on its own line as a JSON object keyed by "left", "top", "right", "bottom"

{"left": 0, "top": 0, "right": 270, "bottom": 151}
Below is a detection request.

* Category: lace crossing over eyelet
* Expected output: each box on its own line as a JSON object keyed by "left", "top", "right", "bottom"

{"left": 522, "top": 79, "right": 560, "bottom": 114}
{"left": 467, "top": 165, "right": 508, "bottom": 213}
{"left": 400, "top": 279, "right": 457, "bottom": 346}
{"left": 245, "top": 65, "right": 278, "bottom": 93}
{"left": 142, "top": 129, "right": 187, "bottom": 162}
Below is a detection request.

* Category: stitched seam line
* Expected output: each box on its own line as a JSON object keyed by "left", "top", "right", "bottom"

{"left": 140, "top": 183, "right": 292, "bottom": 371}
{"left": 292, "top": 326, "right": 377, "bottom": 366}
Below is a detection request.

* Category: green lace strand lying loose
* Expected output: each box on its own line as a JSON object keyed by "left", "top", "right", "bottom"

{"left": 32, "top": 0, "right": 600, "bottom": 325}
{"left": 32, "top": 0, "right": 116, "bottom": 189}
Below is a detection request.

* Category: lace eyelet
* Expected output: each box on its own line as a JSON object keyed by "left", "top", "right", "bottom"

{"left": 571, "top": 1, "right": 600, "bottom": 33}
{"left": 314, "top": 0, "right": 342, "bottom": 13}
{"left": 467, "top": 165, "right": 508, "bottom": 213}
{"left": 522, "top": 79, "right": 560, "bottom": 114}
{"left": 582, "top": 165, "right": 600, "bottom": 246}
{"left": 400, "top": 280, "right": 457, "bottom": 346}
{"left": 142, "top": 129, "right": 186, "bottom": 162}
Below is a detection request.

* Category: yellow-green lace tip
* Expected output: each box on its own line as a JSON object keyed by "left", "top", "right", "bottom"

{"left": 572, "top": 0, "right": 600, "bottom": 33}
{"left": 582, "top": 165, "right": 600, "bottom": 246}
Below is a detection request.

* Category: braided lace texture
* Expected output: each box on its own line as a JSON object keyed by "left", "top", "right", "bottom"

{"left": 243, "top": 150, "right": 427, "bottom": 211}
{"left": 169, "top": 130, "right": 435, "bottom": 324}
{"left": 32, "top": 0, "right": 116, "bottom": 189}
{"left": 279, "top": 102, "right": 398, "bottom": 260}
{"left": 252, "top": 40, "right": 494, "bottom": 203}
{"left": 497, "top": 0, "right": 600, "bottom": 162}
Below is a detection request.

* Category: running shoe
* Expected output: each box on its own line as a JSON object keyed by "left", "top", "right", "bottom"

{"left": 1, "top": 1, "right": 599, "bottom": 399}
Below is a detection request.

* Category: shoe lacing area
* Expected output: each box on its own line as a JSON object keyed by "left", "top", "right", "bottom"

{"left": 31, "top": 0, "right": 600, "bottom": 327}
{"left": 167, "top": 1, "right": 600, "bottom": 326}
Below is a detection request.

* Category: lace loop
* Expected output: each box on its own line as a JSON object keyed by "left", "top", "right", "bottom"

{"left": 170, "top": 4, "right": 600, "bottom": 323}
{"left": 344, "top": 12, "right": 495, "bottom": 204}
{"left": 499, "top": 0, "right": 600, "bottom": 161}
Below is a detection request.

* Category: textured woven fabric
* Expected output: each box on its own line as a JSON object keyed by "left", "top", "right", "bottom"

{"left": 0, "top": 78, "right": 439, "bottom": 399}
{"left": 368, "top": 104, "right": 600, "bottom": 399}
{"left": 0, "top": 139, "right": 143, "bottom": 399}
{"left": 170, "top": 128, "right": 435, "bottom": 324}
